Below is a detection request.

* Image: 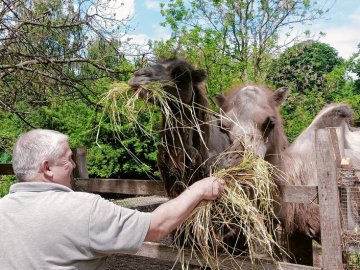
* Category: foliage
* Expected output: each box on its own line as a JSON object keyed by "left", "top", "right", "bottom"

{"left": 267, "top": 40, "right": 348, "bottom": 141}
{"left": 0, "top": 79, "right": 160, "bottom": 179}
{"left": 154, "top": 0, "right": 331, "bottom": 98}
{"left": 268, "top": 40, "right": 343, "bottom": 94}
{"left": 0, "top": 0, "right": 132, "bottom": 128}
{"left": 0, "top": 176, "right": 16, "bottom": 198}
{"left": 350, "top": 48, "right": 360, "bottom": 94}
{"left": 280, "top": 89, "right": 326, "bottom": 141}
{"left": 92, "top": 106, "right": 160, "bottom": 179}
{"left": 0, "top": 151, "right": 11, "bottom": 163}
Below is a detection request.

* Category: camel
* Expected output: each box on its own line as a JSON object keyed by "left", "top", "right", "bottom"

{"left": 128, "top": 58, "right": 231, "bottom": 198}
{"left": 214, "top": 85, "right": 289, "bottom": 167}
{"left": 217, "top": 87, "right": 357, "bottom": 265}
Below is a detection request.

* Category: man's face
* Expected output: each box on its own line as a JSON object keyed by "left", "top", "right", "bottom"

{"left": 50, "top": 141, "right": 76, "bottom": 188}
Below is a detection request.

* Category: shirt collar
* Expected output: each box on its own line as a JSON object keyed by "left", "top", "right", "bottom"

{"left": 9, "top": 182, "right": 73, "bottom": 193}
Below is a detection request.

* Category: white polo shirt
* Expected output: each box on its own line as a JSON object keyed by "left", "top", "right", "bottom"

{"left": 0, "top": 182, "right": 151, "bottom": 270}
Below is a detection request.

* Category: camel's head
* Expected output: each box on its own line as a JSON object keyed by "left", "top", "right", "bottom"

{"left": 215, "top": 86, "right": 289, "bottom": 160}
{"left": 128, "top": 58, "right": 206, "bottom": 105}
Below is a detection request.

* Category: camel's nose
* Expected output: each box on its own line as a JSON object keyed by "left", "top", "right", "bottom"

{"left": 128, "top": 67, "right": 153, "bottom": 86}
{"left": 134, "top": 67, "right": 153, "bottom": 77}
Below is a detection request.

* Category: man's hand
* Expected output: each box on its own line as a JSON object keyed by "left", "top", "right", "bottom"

{"left": 188, "top": 176, "right": 226, "bottom": 200}
{"left": 145, "top": 176, "right": 226, "bottom": 242}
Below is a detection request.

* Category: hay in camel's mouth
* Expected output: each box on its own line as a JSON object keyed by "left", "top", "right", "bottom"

{"left": 97, "top": 81, "right": 211, "bottom": 165}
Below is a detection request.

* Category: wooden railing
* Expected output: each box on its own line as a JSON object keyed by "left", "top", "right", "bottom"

{"left": 0, "top": 164, "right": 13, "bottom": 175}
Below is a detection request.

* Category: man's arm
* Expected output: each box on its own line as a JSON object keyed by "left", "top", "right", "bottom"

{"left": 144, "top": 176, "right": 225, "bottom": 242}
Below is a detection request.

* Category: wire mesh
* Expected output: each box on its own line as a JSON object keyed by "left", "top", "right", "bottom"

{"left": 339, "top": 169, "right": 360, "bottom": 269}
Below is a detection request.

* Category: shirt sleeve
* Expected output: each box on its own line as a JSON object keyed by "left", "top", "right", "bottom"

{"left": 88, "top": 196, "right": 151, "bottom": 254}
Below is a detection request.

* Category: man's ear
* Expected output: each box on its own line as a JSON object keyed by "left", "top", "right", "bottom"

{"left": 40, "top": 160, "right": 53, "bottom": 178}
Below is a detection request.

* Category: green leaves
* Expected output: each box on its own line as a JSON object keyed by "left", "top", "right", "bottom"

{"left": 268, "top": 41, "right": 343, "bottom": 94}
{"left": 268, "top": 41, "right": 360, "bottom": 141}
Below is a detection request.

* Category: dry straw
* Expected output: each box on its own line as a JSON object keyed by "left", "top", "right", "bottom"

{"left": 97, "top": 81, "right": 158, "bottom": 140}
{"left": 97, "top": 81, "right": 210, "bottom": 167}
{"left": 96, "top": 81, "right": 165, "bottom": 176}
{"left": 173, "top": 149, "right": 283, "bottom": 269}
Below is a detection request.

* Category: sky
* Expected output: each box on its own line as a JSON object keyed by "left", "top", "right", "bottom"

{"left": 111, "top": 0, "right": 360, "bottom": 59}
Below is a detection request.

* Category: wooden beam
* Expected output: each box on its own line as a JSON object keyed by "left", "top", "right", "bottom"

{"left": 132, "top": 242, "right": 321, "bottom": 270}
{"left": 73, "top": 178, "right": 167, "bottom": 196}
{"left": 316, "top": 128, "right": 343, "bottom": 270}
{"left": 0, "top": 164, "right": 14, "bottom": 175}
{"left": 73, "top": 180, "right": 318, "bottom": 203}
{"left": 329, "top": 127, "right": 344, "bottom": 167}
{"left": 280, "top": 185, "right": 318, "bottom": 203}
{"left": 71, "top": 147, "right": 89, "bottom": 179}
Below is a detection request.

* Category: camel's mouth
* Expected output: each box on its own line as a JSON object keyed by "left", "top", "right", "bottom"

{"left": 128, "top": 76, "right": 152, "bottom": 87}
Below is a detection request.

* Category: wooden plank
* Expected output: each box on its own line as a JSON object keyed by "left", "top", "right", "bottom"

{"left": 329, "top": 127, "right": 343, "bottom": 167}
{"left": 335, "top": 126, "right": 345, "bottom": 160}
{"left": 112, "top": 196, "right": 169, "bottom": 210}
{"left": 71, "top": 147, "right": 89, "bottom": 179}
{"left": 73, "top": 179, "right": 317, "bottom": 202}
{"left": 73, "top": 178, "right": 167, "bottom": 196}
{"left": 280, "top": 185, "right": 318, "bottom": 203}
{"left": 132, "top": 242, "right": 321, "bottom": 270}
{"left": 315, "top": 128, "right": 343, "bottom": 270}
{"left": 0, "top": 164, "right": 14, "bottom": 175}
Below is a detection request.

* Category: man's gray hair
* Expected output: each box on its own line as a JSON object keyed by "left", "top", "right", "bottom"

{"left": 12, "top": 129, "right": 69, "bottom": 182}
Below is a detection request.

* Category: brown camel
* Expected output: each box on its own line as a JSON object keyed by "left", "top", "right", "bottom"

{"left": 128, "top": 58, "right": 231, "bottom": 198}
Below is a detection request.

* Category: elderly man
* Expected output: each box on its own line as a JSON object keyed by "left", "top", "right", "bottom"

{"left": 0, "top": 129, "right": 225, "bottom": 270}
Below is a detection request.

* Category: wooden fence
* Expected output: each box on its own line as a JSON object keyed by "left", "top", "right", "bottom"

{"left": 0, "top": 127, "right": 352, "bottom": 269}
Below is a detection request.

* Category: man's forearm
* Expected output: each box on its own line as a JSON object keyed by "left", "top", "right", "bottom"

{"left": 145, "top": 185, "right": 202, "bottom": 241}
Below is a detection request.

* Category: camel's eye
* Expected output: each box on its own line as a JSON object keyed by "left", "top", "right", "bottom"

{"left": 171, "top": 66, "right": 190, "bottom": 82}
{"left": 261, "top": 116, "right": 276, "bottom": 137}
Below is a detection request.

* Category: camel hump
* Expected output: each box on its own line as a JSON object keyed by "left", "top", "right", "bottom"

{"left": 311, "top": 104, "right": 354, "bottom": 129}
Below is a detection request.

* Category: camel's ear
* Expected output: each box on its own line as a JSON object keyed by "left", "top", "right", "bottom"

{"left": 192, "top": 69, "right": 206, "bottom": 83}
{"left": 272, "top": 87, "right": 289, "bottom": 106}
{"left": 214, "top": 94, "right": 226, "bottom": 108}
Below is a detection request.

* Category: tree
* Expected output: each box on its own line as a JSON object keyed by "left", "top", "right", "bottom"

{"left": 351, "top": 47, "right": 360, "bottom": 94}
{"left": 268, "top": 40, "right": 343, "bottom": 94}
{"left": 156, "top": 0, "right": 332, "bottom": 94}
{"left": 0, "top": 0, "right": 134, "bottom": 126}
{"left": 0, "top": 0, "right": 160, "bottom": 180}
{"left": 267, "top": 40, "right": 346, "bottom": 141}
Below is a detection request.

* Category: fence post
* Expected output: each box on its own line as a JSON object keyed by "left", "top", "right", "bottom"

{"left": 72, "top": 147, "right": 89, "bottom": 179}
{"left": 315, "top": 128, "right": 343, "bottom": 270}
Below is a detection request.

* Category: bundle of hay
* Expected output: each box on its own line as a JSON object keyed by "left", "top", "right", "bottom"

{"left": 174, "top": 150, "right": 283, "bottom": 269}
{"left": 97, "top": 82, "right": 161, "bottom": 139}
